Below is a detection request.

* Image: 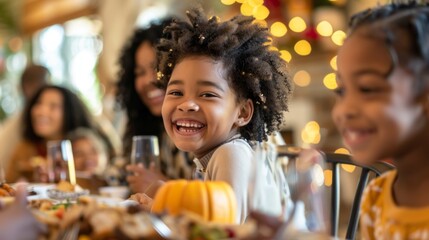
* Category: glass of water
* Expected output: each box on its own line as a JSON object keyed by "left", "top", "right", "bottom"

{"left": 130, "top": 135, "right": 160, "bottom": 168}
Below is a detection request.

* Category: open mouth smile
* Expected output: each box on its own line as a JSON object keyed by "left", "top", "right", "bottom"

{"left": 174, "top": 120, "right": 206, "bottom": 134}
{"left": 342, "top": 128, "right": 375, "bottom": 149}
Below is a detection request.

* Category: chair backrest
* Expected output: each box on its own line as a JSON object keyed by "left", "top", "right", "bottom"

{"left": 324, "top": 153, "right": 395, "bottom": 240}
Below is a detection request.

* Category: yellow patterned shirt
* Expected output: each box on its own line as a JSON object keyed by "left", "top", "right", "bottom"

{"left": 360, "top": 170, "right": 429, "bottom": 240}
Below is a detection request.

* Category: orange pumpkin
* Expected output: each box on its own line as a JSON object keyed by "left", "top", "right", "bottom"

{"left": 151, "top": 180, "right": 237, "bottom": 223}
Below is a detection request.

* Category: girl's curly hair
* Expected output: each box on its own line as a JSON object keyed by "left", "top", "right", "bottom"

{"left": 348, "top": 1, "right": 429, "bottom": 95}
{"left": 157, "top": 8, "right": 293, "bottom": 141}
{"left": 116, "top": 19, "right": 172, "bottom": 154}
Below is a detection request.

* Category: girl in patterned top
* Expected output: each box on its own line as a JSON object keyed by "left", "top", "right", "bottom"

{"left": 331, "top": 1, "right": 429, "bottom": 239}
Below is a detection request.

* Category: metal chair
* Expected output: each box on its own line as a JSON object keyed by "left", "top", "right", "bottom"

{"left": 324, "top": 153, "right": 395, "bottom": 240}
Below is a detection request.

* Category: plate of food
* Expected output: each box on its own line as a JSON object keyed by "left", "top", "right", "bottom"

{"left": 46, "top": 181, "right": 89, "bottom": 201}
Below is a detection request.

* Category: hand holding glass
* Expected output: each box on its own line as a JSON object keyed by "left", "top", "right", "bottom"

{"left": 274, "top": 146, "right": 329, "bottom": 239}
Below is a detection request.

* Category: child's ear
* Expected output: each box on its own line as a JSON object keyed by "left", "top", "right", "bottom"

{"left": 236, "top": 99, "right": 254, "bottom": 127}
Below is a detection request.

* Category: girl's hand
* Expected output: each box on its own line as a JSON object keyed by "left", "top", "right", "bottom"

{"left": 129, "top": 193, "right": 153, "bottom": 211}
{"left": 126, "top": 163, "right": 167, "bottom": 197}
{"left": 0, "top": 183, "right": 47, "bottom": 240}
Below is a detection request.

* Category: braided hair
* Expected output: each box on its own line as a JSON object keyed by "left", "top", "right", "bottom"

{"left": 157, "top": 8, "right": 293, "bottom": 141}
{"left": 348, "top": 0, "right": 429, "bottom": 95}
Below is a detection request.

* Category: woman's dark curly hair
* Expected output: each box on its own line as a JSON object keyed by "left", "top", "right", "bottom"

{"left": 23, "top": 85, "right": 115, "bottom": 158}
{"left": 348, "top": 1, "right": 429, "bottom": 95}
{"left": 116, "top": 19, "right": 173, "bottom": 153}
{"left": 157, "top": 8, "right": 293, "bottom": 141}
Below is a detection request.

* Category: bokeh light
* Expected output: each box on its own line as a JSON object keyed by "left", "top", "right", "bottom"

{"left": 332, "top": 30, "right": 346, "bottom": 46}
{"left": 289, "top": 16, "right": 307, "bottom": 33}
{"left": 269, "top": 46, "right": 279, "bottom": 52}
{"left": 294, "top": 40, "right": 312, "bottom": 56}
{"left": 335, "top": 148, "right": 355, "bottom": 172}
{"left": 253, "top": 5, "right": 269, "bottom": 20}
{"left": 279, "top": 50, "right": 292, "bottom": 62}
{"left": 330, "top": 56, "right": 337, "bottom": 71}
{"left": 316, "top": 20, "right": 333, "bottom": 37}
{"left": 293, "top": 70, "right": 311, "bottom": 87}
{"left": 301, "top": 121, "right": 321, "bottom": 144}
{"left": 334, "top": 148, "right": 350, "bottom": 155}
{"left": 248, "top": 0, "right": 263, "bottom": 7}
{"left": 240, "top": 2, "right": 253, "bottom": 16}
{"left": 270, "top": 21, "right": 287, "bottom": 37}
{"left": 323, "top": 73, "right": 337, "bottom": 90}
{"left": 221, "top": 0, "right": 235, "bottom": 5}
{"left": 324, "top": 170, "right": 332, "bottom": 186}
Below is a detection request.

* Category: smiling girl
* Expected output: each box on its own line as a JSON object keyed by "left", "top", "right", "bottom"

{"left": 332, "top": 2, "right": 429, "bottom": 239}
{"left": 156, "top": 8, "right": 293, "bottom": 223}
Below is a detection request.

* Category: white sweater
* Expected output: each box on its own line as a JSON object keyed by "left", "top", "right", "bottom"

{"left": 194, "top": 137, "right": 285, "bottom": 223}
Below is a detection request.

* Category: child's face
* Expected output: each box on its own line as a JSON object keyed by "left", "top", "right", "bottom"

{"left": 332, "top": 29, "right": 427, "bottom": 165}
{"left": 135, "top": 42, "right": 165, "bottom": 116}
{"left": 31, "top": 89, "right": 64, "bottom": 140}
{"left": 162, "top": 56, "right": 245, "bottom": 158}
{"left": 72, "top": 138, "right": 99, "bottom": 173}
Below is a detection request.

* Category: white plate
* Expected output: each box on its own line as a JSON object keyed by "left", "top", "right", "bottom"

{"left": 46, "top": 188, "right": 90, "bottom": 201}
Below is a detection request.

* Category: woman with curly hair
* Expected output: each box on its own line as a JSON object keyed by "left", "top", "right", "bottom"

{"left": 146, "top": 8, "right": 292, "bottom": 223}
{"left": 116, "top": 19, "right": 194, "bottom": 194}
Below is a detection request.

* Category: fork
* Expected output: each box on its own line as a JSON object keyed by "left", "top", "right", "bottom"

{"left": 57, "top": 222, "right": 80, "bottom": 240}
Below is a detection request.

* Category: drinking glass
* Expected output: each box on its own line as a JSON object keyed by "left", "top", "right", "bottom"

{"left": 47, "top": 140, "right": 76, "bottom": 185}
{"left": 249, "top": 141, "right": 285, "bottom": 216}
{"left": 274, "top": 145, "right": 330, "bottom": 239}
{"left": 130, "top": 135, "right": 160, "bottom": 168}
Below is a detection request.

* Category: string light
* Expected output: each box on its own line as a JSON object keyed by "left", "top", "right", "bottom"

{"left": 248, "top": 0, "right": 263, "bottom": 7}
{"left": 332, "top": 30, "right": 346, "bottom": 46}
{"left": 324, "top": 170, "right": 332, "bottom": 186}
{"left": 301, "top": 121, "right": 321, "bottom": 144}
{"left": 289, "top": 17, "right": 307, "bottom": 33}
{"left": 253, "top": 5, "right": 269, "bottom": 20}
{"left": 335, "top": 148, "right": 350, "bottom": 154}
{"left": 240, "top": 2, "right": 253, "bottom": 16}
{"left": 293, "top": 70, "right": 311, "bottom": 87}
{"left": 279, "top": 50, "right": 292, "bottom": 62}
{"left": 323, "top": 73, "right": 337, "bottom": 90}
{"left": 270, "top": 21, "right": 287, "bottom": 37}
{"left": 294, "top": 40, "right": 312, "bottom": 56}
{"left": 330, "top": 56, "right": 337, "bottom": 71}
{"left": 220, "top": 0, "right": 235, "bottom": 5}
{"left": 269, "top": 46, "right": 279, "bottom": 52}
{"left": 316, "top": 20, "right": 333, "bottom": 37}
